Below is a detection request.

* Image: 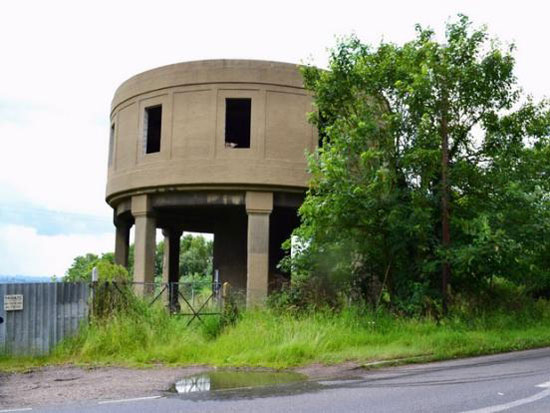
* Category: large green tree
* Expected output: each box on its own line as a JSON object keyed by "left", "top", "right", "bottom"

{"left": 63, "top": 252, "right": 129, "bottom": 282}
{"left": 292, "top": 15, "right": 550, "bottom": 313}
{"left": 66, "top": 234, "right": 213, "bottom": 282}
{"left": 179, "top": 234, "right": 213, "bottom": 278}
{"left": 64, "top": 253, "right": 102, "bottom": 282}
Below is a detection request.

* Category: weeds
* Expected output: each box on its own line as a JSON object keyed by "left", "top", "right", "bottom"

{"left": 2, "top": 299, "right": 550, "bottom": 371}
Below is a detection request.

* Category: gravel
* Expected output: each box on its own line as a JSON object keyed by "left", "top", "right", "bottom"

{"left": 0, "top": 362, "right": 360, "bottom": 409}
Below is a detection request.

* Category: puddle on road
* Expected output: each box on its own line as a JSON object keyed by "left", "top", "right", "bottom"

{"left": 173, "top": 370, "right": 307, "bottom": 394}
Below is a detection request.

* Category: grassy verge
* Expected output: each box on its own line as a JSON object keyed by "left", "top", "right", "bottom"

{"left": 2, "top": 301, "right": 550, "bottom": 371}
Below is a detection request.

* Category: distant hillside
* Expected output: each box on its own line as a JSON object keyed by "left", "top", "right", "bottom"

{"left": 0, "top": 275, "right": 52, "bottom": 283}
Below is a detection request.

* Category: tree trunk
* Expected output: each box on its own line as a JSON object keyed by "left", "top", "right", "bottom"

{"left": 440, "top": 92, "right": 451, "bottom": 314}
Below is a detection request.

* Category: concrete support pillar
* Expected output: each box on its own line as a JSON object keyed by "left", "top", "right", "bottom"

{"left": 212, "top": 210, "right": 248, "bottom": 291}
{"left": 162, "top": 228, "right": 182, "bottom": 312}
{"left": 245, "top": 191, "right": 273, "bottom": 306}
{"left": 131, "top": 195, "right": 156, "bottom": 296}
{"left": 114, "top": 218, "right": 131, "bottom": 268}
{"left": 162, "top": 231, "right": 170, "bottom": 306}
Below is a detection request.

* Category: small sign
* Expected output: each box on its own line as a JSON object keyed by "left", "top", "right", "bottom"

{"left": 4, "top": 294, "right": 23, "bottom": 311}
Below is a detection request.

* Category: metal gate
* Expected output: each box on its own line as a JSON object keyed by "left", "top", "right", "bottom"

{"left": 92, "top": 281, "right": 224, "bottom": 326}
{"left": 130, "top": 281, "right": 223, "bottom": 325}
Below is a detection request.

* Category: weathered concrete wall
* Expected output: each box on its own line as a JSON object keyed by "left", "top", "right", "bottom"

{"left": 107, "top": 60, "right": 313, "bottom": 305}
{"left": 106, "top": 60, "right": 314, "bottom": 204}
{"left": 212, "top": 207, "right": 248, "bottom": 291}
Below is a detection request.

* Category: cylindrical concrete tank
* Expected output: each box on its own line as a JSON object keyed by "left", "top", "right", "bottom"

{"left": 106, "top": 60, "right": 315, "bottom": 303}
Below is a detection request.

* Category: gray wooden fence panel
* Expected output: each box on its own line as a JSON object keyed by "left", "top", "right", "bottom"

{"left": 56, "top": 282, "right": 63, "bottom": 344}
{"left": 0, "top": 282, "right": 89, "bottom": 355}
{"left": 0, "top": 285, "right": 5, "bottom": 354}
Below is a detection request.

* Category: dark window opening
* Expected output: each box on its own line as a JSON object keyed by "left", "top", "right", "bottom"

{"left": 225, "top": 98, "right": 251, "bottom": 148}
{"left": 145, "top": 105, "right": 162, "bottom": 154}
{"left": 108, "top": 123, "right": 115, "bottom": 166}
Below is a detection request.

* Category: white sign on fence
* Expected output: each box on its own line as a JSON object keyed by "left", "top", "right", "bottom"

{"left": 4, "top": 294, "right": 23, "bottom": 311}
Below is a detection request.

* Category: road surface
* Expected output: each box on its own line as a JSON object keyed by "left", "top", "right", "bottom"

{"left": 4, "top": 347, "right": 550, "bottom": 412}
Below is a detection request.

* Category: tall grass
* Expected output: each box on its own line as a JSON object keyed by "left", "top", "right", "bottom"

{"left": 0, "top": 298, "right": 544, "bottom": 371}
{"left": 0, "top": 292, "right": 548, "bottom": 372}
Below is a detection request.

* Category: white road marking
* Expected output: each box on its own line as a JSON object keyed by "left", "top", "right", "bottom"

{"left": 97, "top": 395, "right": 162, "bottom": 405}
{"left": 497, "top": 393, "right": 504, "bottom": 396}
{"left": 0, "top": 409, "right": 32, "bottom": 412}
{"left": 461, "top": 382, "right": 550, "bottom": 413}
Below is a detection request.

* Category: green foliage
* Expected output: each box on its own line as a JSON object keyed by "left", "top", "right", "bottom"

{"left": 200, "top": 315, "right": 224, "bottom": 340}
{"left": 91, "top": 282, "right": 141, "bottom": 320}
{"left": 64, "top": 252, "right": 115, "bottom": 282}
{"left": 94, "top": 260, "right": 130, "bottom": 282}
{"left": 66, "top": 234, "right": 213, "bottom": 283}
{"left": 4, "top": 297, "right": 548, "bottom": 370}
{"left": 267, "top": 271, "right": 342, "bottom": 312}
{"left": 179, "top": 234, "right": 213, "bottom": 279}
{"left": 89, "top": 262, "right": 137, "bottom": 320}
{"left": 180, "top": 273, "right": 213, "bottom": 292}
{"left": 220, "top": 287, "right": 241, "bottom": 327}
{"left": 290, "top": 15, "right": 550, "bottom": 313}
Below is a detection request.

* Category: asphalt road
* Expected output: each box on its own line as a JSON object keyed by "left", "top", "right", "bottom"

{"left": 7, "top": 347, "right": 550, "bottom": 413}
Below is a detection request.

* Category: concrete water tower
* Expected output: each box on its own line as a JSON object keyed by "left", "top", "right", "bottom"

{"left": 106, "top": 60, "right": 316, "bottom": 304}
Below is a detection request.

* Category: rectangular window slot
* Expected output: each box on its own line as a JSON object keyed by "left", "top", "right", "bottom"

{"left": 144, "top": 105, "right": 162, "bottom": 154}
{"left": 225, "top": 98, "right": 251, "bottom": 148}
{"left": 108, "top": 123, "right": 115, "bottom": 166}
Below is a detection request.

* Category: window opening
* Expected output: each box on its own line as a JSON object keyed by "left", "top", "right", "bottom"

{"left": 108, "top": 123, "right": 115, "bottom": 166}
{"left": 225, "top": 98, "right": 251, "bottom": 148}
{"left": 144, "top": 105, "right": 162, "bottom": 154}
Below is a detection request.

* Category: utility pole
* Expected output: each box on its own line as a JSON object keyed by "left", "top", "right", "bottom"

{"left": 440, "top": 89, "right": 451, "bottom": 314}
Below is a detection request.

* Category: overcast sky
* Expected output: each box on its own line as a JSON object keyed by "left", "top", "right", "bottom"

{"left": 1, "top": 0, "right": 548, "bottom": 277}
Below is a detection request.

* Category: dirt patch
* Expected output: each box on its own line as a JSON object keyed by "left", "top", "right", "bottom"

{"left": 0, "top": 365, "right": 209, "bottom": 409}
{"left": 0, "top": 362, "right": 360, "bottom": 409}
{"left": 294, "top": 361, "right": 361, "bottom": 379}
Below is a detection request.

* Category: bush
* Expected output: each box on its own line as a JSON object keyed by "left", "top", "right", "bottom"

{"left": 90, "top": 262, "right": 143, "bottom": 320}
